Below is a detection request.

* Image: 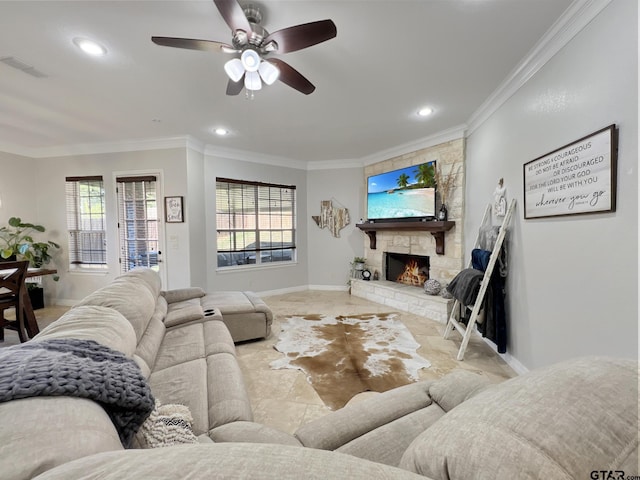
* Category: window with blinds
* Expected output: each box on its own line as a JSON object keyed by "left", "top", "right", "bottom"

{"left": 216, "top": 178, "right": 296, "bottom": 268}
{"left": 65, "top": 176, "right": 107, "bottom": 269}
{"left": 116, "top": 176, "right": 159, "bottom": 274}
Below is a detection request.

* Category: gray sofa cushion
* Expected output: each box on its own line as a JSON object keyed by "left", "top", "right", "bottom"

{"left": 399, "top": 356, "right": 639, "bottom": 480}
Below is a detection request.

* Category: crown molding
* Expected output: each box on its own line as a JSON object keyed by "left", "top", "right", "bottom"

{"left": 3, "top": 136, "right": 195, "bottom": 159}
{"left": 204, "top": 144, "right": 307, "bottom": 170}
{"left": 360, "top": 124, "right": 467, "bottom": 167}
{"left": 306, "top": 159, "right": 364, "bottom": 171}
{"left": 466, "top": 0, "right": 613, "bottom": 135}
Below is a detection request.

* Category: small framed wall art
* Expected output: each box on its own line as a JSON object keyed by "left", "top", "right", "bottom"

{"left": 523, "top": 124, "right": 617, "bottom": 219}
{"left": 165, "top": 196, "right": 184, "bottom": 223}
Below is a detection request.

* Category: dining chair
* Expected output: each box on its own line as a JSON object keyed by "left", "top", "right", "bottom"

{"left": 0, "top": 260, "right": 30, "bottom": 343}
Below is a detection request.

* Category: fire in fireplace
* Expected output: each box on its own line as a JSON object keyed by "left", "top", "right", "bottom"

{"left": 385, "top": 252, "right": 430, "bottom": 287}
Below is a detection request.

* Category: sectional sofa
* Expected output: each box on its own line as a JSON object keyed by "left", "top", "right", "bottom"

{"left": 0, "top": 268, "right": 637, "bottom": 479}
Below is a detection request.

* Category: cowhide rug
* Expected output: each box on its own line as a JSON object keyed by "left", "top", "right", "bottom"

{"left": 270, "top": 313, "right": 431, "bottom": 410}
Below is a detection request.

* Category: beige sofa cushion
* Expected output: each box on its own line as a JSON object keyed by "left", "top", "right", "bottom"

{"left": 161, "top": 287, "right": 206, "bottom": 304}
{"left": 295, "top": 380, "right": 433, "bottom": 450}
{"left": 399, "top": 356, "right": 639, "bottom": 480}
{"left": 0, "top": 397, "right": 123, "bottom": 480}
{"left": 428, "top": 369, "right": 493, "bottom": 412}
{"left": 164, "top": 298, "right": 204, "bottom": 328}
{"left": 119, "top": 267, "right": 162, "bottom": 298}
{"left": 33, "top": 305, "right": 137, "bottom": 357}
{"left": 33, "top": 444, "right": 427, "bottom": 480}
{"left": 75, "top": 276, "right": 156, "bottom": 342}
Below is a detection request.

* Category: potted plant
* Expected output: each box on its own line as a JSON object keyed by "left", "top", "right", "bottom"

{"left": 0, "top": 217, "right": 60, "bottom": 309}
{"left": 351, "top": 256, "right": 366, "bottom": 271}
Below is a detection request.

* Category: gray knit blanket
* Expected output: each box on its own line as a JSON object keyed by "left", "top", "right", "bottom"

{"left": 0, "top": 338, "right": 155, "bottom": 447}
{"left": 446, "top": 268, "right": 485, "bottom": 306}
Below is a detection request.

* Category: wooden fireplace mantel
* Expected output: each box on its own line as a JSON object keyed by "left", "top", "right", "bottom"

{"left": 356, "top": 221, "right": 455, "bottom": 255}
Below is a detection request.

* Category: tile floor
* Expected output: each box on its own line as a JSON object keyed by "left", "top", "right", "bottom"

{"left": 0, "top": 290, "right": 516, "bottom": 435}
{"left": 239, "top": 290, "right": 516, "bottom": 434}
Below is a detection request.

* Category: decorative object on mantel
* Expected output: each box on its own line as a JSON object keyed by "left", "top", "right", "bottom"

{"left": 423, "top": 279, "right": 442, "bottom": 296}
{"left": 312, "top": 199, "right": 350, "bottom": 238}
{"left": 493, "top": 178, "right": 507, "bottom": 217}
{"left": 434, "top": 163, "right": 462, "bottom": 221}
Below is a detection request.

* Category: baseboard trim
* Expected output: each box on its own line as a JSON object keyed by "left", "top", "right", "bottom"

{"left": 54, "top": 299, "right": 78, "bottom": 307}
{"left": 258, "top": 284, "right": 350, "bottom": 297}
{"left": 257, "top": 285, "right": 309, "bottom": 297}
{"left": 307, "top": 284, "right": 350, "bottom": 292}
{"left": 479, "top": 336, "right": 530, "bottom": 375}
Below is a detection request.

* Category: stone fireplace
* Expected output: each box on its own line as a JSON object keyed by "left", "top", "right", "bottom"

{"left": 350, "top": 137, "right": 465, "bottom": 324}
{"left": 385, "top": 252, "right": 429, "bottom": 286}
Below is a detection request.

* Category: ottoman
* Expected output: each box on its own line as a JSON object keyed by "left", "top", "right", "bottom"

{"left": 201, "top": 291, "right": 273, "bottom": 342}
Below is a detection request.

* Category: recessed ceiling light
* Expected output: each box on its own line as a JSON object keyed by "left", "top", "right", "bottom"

{"left": 73, "top": 37, "right": 107, "bottom": 57}
{"left": 214, "top": 128, "right": 229, "bottom": 136}
{"left": 417, "top": 107, "right": 434, "bottom": 117}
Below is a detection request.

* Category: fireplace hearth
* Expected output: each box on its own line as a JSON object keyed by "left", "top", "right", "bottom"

{"left": 385, "top": 252, "right": 430, "bottom": 287}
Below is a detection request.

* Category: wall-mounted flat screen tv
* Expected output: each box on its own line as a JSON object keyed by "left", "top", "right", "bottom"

{"left": 367, "top": 161, "right": 436, "bottom": 221}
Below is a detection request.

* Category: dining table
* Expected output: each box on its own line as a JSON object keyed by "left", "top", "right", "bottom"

{"left": 0, "top": 267, "right": 58, "bottom": 340}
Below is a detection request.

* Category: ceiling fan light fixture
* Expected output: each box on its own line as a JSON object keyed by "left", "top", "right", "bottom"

{"left": 258, "top": 61, "right": 279, "bottom": 85}
{"left": 240, "top": 49, "right": 261, "bottom": 72}
{"left": 224, "top": 58, "right": 245, "bottom": 82}
{"left": 244, "top": 70, "right": 262, "bottom": 91}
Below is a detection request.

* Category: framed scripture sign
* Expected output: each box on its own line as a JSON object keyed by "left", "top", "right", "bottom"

{"left": 523, "top": 125, "right": 617, "bottom": 219}
{"left": 165, "top": 196, "right": 184, "bottom": 223}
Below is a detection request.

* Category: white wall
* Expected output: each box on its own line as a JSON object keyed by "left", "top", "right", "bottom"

{"left": 204, "top": 155, "right": 309, "bottom": 293}
{"left": 0, "top": 152, "right": 38, "bottom": 225}
{"left": 186, "top": 148, "right": 207, "bottom": 288}
{"left": 33, "top": 148, "right": 191, "bottom": 302}
{"left": 464, "top": 0, "right": 638, "bottom": 369}
{"left": 307, "top": 167, "right": 365, "bottom": 287}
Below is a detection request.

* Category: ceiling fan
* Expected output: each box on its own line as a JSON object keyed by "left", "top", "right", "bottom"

{"left": 152, "top": 0, "right": 337, "bottom": 96}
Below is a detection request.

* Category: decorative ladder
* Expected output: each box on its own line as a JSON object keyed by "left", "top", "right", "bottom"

{"left": 443, "top": 198, "right": 516, "bottom": 360}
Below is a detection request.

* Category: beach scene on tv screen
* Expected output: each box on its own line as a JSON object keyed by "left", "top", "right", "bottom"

{"left": 367, "top": 162, "right": 436, "bottom": 219}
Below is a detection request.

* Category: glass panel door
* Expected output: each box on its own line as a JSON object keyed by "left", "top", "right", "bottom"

{"left": 116, "top": 176, "right": 161, "bottom": 275}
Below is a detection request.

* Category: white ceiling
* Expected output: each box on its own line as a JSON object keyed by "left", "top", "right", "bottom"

{"left": 0, "top": 0, "right": 574, "bottom": 164}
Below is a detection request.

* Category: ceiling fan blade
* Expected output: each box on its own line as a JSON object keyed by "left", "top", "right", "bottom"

{"left": 226, "top": 78, "right": 244, "bottom": 96}
{"left": 264, "top": 20, "right": 337, "bottom": 54}
{"left": 213, "top": 0, "right": 252, "bottom": 35}
{"left": 267, "top": 59, "right": 315, "bottom": 95}
{"left": 151, "top": 36, "right": 232, "bottom": 53}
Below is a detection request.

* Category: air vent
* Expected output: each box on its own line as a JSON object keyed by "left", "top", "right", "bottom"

{"left": 0, "top": 56, "right": 48, "bottom": 78}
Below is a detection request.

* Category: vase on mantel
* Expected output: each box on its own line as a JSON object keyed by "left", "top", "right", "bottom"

{"left": 438, "top": 204, "right": 448, "bottom": 221}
